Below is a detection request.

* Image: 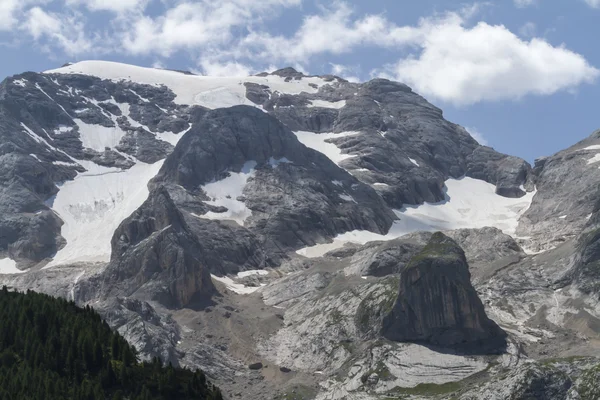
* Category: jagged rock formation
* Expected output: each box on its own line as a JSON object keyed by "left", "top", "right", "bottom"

{"left": 381, "top": 233, "right": 507, "bottom": 351}
{"left": 517, "top": 130, "right": 600, "bottom": 252}
{"left": 246, "top": 76, "right": 534, "bottom": 209}
{"left": 152, "top": 105, "right": 396, "bottom": 257}
{"left": 97, "top": 187, "right": 215, "bottom": 308}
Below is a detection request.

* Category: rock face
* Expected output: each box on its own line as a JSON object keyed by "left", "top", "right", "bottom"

{"left": 517, "top": 130, "right": 600, "bottom": 252}
{"left": 246, "top": 76, "right": 534, "bottom": 209}
{"left": 381, "top": 232, "right": 507, "bottom": 351}
{"left": 98, "top": 187, "right": 215, "bottom": 308}
{"left": 152, "top": 105, "right": 397, "bottom": 257}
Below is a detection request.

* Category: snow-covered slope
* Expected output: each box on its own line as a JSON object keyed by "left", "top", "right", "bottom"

{"left": 297, "top": 177, "right": 536, "bottom": 258}
{"left": 44, "top": 160, "right": 164, "bottom": 268}
{"left": 45, "top": 61, "right": 330, "bottom": 107}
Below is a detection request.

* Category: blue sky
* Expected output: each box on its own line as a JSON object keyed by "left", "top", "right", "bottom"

{"left": 1, "top": 0, "right": 599, "bottom": 163}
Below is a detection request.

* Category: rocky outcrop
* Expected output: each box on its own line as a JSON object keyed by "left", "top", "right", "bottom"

{"left": 381, "top": 232, "right": 507, "bottom": 352}
{"left": 152, "top": 105, "right": 397, "bottom": 256}
{"left": 100, "top": 187, "right": 214, "bottom": 308}
{"left": 244, "top": 76, "right": 533, "bottom": 210}
{"left": 517, "top": 131, "right": 600, "bottom": 252}
{"left": 458, "top": 362, "right": 572, "bottom": 400}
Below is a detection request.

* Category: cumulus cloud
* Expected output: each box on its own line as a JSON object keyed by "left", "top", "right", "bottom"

{"left": 198, "top": 59, "right": 254, "bottom": 77}
{"left": 235, "top": 2, "right": 423, "bottom": 64}
{"left": 24, "top": 7, "right": 92, "bottom": 55}
{"left": 121, "top": 0, "right": 301, "bottom": 56}
{"left": 380, "top": 18, "right": 599, "bottom": 105}
{"left": 0, "top": 0, "right": 47, "bottom": 30}
{"left": 330, "top": 63, "right": 361, "bottom": 82}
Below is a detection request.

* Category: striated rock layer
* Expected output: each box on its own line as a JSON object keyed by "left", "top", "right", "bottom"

{"left": 381, "top": 232, "right": 507, "bottom": 352}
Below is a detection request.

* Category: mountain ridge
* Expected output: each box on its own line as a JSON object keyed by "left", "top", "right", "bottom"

{"left": 1, "top": 60, "right": 599, "bottom": 399}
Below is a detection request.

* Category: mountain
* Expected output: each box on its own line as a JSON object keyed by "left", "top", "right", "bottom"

{"left": 0, "top": 60, "right": 599, "bottom": 399}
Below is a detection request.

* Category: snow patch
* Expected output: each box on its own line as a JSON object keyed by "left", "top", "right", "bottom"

{"left": 373, "top": 182, "right": 390, "bottom": 187}
{"left": 211, "top": 274, "right": 264, "bottom": 294}
{"left": 332, "top": 180, "right": 344, "bottom": 187}
{"left": 297, "top": 177, "right": 536, "bottom": 258}
{"left": 13, "top": 79, "right": 28, "bottom": 87}
{"left": 587, "top": 153, "right": 600, "bottom": 165}
{"left": 294, "top": 131, "right": 359, "bottom": 165}
{"left": 308, "top": 99, "right": 346, "bottom": 109}
{"left": 0, "top": 258, "right": 25, "bottom": 274}
{"left": 237, "top": 270, "right": 269, "bottom": 278}
{"left": 582, "top": 145, "right": 600, "bottom": 151}
{"left": 409, "top": 158, "right": 420, "bottom": 167}
{"left": 197, "top": 161, "right": 257, "bottom": 225}
{"left": 74, "top": 119, "right": 126, "bottom": 152}
{"left": 45, "top": 160, "right": 164, "bottom": 268}
{"left": 339, "top": 194, "right": 356, "bottom": 203}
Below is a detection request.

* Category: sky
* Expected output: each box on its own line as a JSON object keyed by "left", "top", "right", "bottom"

{"left": 0, "top": 0, "right": 599, "bottom": 163}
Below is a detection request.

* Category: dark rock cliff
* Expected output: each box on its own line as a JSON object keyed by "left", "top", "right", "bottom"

{"left": 381, "top": 232, "right": 507, "bottom": 352}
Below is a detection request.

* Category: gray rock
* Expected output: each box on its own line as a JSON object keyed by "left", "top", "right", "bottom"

{"left": 380, "top": 232, "right": 507, "bottom": 352}
{"left": 94, "top": 187, "right": 215, "bottom": 308}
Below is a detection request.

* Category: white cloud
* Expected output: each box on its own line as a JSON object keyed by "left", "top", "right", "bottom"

{"left": 0, "top": 0, "right": 47, "bottom": 30}
{"left": 330, "top": 63, "right": 361, "bottom": 82}
{"left": 2, "top": 0, "right": 597, "bottom": 107}
{"left": 24, "top": 7, "right": 93, "bottom": 55}
{"left": 380, "top": 18, "right": 599, "bottom": 105}
{"left": 584, "top": 0, "right": 600, "bottom": 7}
{"left": 465, "top": 127, "right": 488, "bottom": 145}
{"left": 198, "top": 59, "right": 254, "bottom": 77}
{"left": 121, "top": 0, "right": 301, "bottom": 56}
{"left": 514, "top": 0, "right": 537, "bottom": 8}
{"left": 236, "top": 2, "right": 424, "bottom": 64}
{"left": 65, "top": 0, "right": 148, "bottom": 13}
{"left": 519, "top": 21, "right": 537, "bottom": 37}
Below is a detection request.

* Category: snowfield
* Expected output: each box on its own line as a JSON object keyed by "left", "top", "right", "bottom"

{"left": 44, "top": 160, "right": 164, "bottom": 268}
{"left": 297, "top": 177, "right": 536, "bottom": 258}
{"left": 45, "top": 61, "right": 331, "bottom": 107}
{"left": 294, "top": 131, "right": 359, "bottom": 165}
{"left": 0, "top": 258, "right": 25, "bottom": 274}
{"left": 194, "top": 161, "right": 257, "bottom": 226}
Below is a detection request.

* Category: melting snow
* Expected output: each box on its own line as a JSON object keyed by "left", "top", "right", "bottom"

{"left": 0, "top": 258, "right": 25, "bottom": 274}
{"left": 73, "top": 119, "right": 126, "bottom": 152}
{"left": 587, "top": 154, "right": 600, "bottom": 165}
{"left": 211, "top": 274, "right": 264, "bottom": 294}
{"left": 294, "top": 131, "right": 359, "bottom": 165}
{"left": 582, "top": 145, "right": 600, "bottom": 151}
{"left": 13, "top": 79, "right": 28, "bottom": 87}
{"left": 308, "top": 99, "right": 346, "bottom": 109}
{"left": 44, "top": 160, "right": 164, "bottom": 268}
{"left": 339, "top": 194, "right": 356, "bottom": 203}
{"left": 196, "top": 161, "right": 257, "bottom": 225}
{"left": 237, "top": 270, "right": 270, "bottom": 278}
{"left": 297, "top": 177, "right": 536, "bottom": 258}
